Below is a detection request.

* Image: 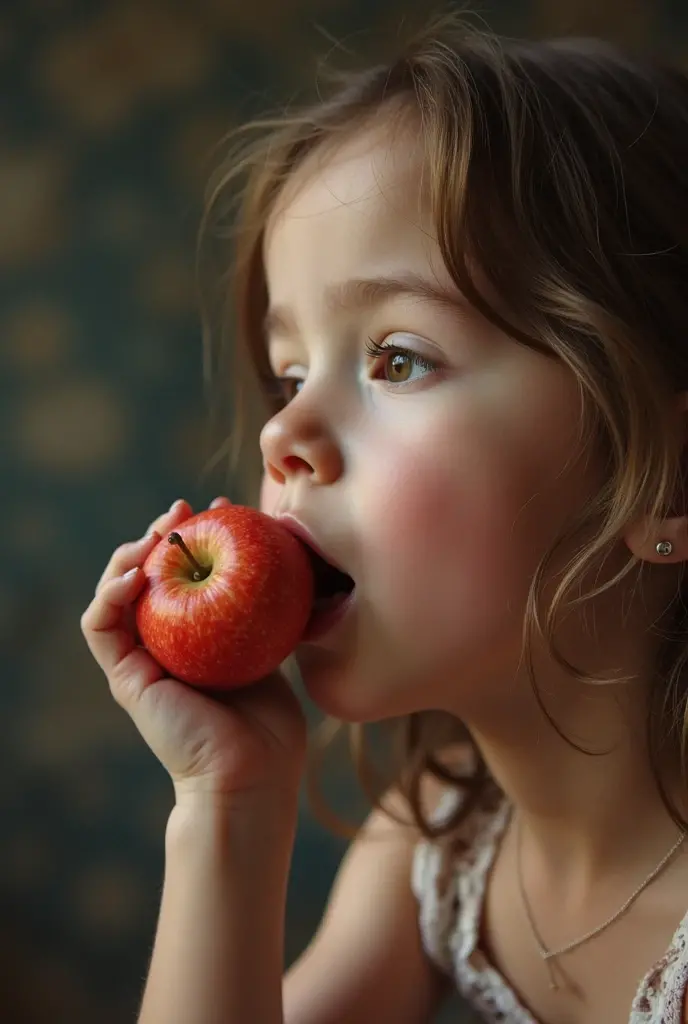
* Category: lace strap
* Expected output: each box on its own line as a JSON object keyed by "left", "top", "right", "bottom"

{"left": 411, "top": 789, "right": 462, "bottom": 976}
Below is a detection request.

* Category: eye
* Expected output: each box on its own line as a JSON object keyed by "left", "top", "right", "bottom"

{"left": 276, "top": 376, "right": 305, "bottom": 403}
{"left": 261, "top": 365, "right": 306, "bottom": 405}
{"left": 365, "top": 336, "right": 439, "bottom": 385}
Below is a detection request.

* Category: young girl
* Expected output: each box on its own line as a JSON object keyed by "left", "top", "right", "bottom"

{"left": 81, "top": 13, "right": 688, "bottom": 1024}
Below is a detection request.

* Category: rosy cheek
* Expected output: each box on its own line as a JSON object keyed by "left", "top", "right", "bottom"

{"left": 361, "top": 447, "right": 505, "bottom": 602}
{"left": 362, "top": 458, "right": 462, "bottom": 573}
{"left": 260, "top": 473, "right": 281, "bottom": 516}
{"left": 370, "top": 447, "right": 464, "bottom": 532}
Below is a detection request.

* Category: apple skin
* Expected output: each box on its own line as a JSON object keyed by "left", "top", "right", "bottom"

{"left": 135, "top": 506, "right": 314, "bottom": 688}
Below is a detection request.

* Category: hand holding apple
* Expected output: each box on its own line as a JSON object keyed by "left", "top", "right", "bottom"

{"left": 81, "top": 498, "right": 311, "bottom": 802}
{"left": 135, "top": 505, "right": 314, "bottom": 688}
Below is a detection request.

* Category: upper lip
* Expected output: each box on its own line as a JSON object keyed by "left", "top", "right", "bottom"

{"left": 276, "top": 514, "right": 348, "bottom": 575}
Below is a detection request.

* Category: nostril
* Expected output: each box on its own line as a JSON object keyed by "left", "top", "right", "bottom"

{"left": 263, "top": 453, "right": 312, "bottom": 486}
{"left": 283, "top": 454, "right": 312, "bottom": 474}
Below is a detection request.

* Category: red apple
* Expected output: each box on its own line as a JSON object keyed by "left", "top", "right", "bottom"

{"left": 135, "top": 505, "right": 314, "bottom": 688}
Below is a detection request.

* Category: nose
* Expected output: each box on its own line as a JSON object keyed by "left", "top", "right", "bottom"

{"left": 260, "top": 400, "right": 343, "bottom": 487}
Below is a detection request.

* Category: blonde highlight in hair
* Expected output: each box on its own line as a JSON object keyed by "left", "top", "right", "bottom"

{"left": 198, "top": 12, "right": 688, "bottom": 840}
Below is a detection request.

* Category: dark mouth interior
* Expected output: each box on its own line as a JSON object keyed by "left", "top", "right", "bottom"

{"left": 304, "top": 545, "right": 355, "bottom": 599}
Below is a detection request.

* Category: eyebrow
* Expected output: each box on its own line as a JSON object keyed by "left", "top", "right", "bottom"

{"left": 263, "top": 272, "right": 469, "bottom": 338}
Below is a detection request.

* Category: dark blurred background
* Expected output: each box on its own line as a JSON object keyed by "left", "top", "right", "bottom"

{"left": 1, "top": 1, "right": 685, "bottom": 1020}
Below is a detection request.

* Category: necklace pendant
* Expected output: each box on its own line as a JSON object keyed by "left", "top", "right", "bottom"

{"left": 544, "top": 958, "right": 559, "bottom": 992}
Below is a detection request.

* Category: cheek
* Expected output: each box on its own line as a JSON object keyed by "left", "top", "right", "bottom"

{"left": 355, "top": 426, "right": 554, "bottom": 639}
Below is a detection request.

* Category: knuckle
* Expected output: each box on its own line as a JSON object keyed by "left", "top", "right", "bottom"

{"left": 80, "top": 603, "right": 96, "bottom": 634}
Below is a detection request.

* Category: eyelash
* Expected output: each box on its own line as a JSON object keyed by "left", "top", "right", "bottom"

{"left": 266, "top": 337, "right": 440, "bottom": 404}
{"left": 363, "top": 336, "right": 438, "bottom": 379}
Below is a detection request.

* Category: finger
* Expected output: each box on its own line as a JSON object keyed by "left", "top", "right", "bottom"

{"left": 146, "top": 498, "right": 193, "bottom": 538}
{"left": 83, "top": 567, "right": 148, "bottom": 668}
{"left": 96, "top": 499, "right": 192, "bottom": 595}
{"left": 106, "top": 646, "right": 168, "bottom": 716}
{"left": 95, "top": 531, "right": 161, "bottom": 594}
{"left": 81, "top": 570, "right": 166, "bottom": 704}
{"left": 209, "top": 496, "right": 232, "bottom": 509}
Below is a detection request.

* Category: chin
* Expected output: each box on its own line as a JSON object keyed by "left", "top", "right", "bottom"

{"left": 295, "top": 646, "right": 410, "bottom": 724}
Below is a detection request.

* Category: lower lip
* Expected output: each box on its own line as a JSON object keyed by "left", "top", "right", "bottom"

{"left": 301, "top": 589, "right": 356, "bottom": 642}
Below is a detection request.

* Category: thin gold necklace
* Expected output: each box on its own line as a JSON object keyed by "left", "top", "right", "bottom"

{"left": 515, "top": 815, "right": 686, "bottom": 992}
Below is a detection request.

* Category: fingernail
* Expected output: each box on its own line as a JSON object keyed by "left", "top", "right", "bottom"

{"left": 169, "top": 498, "right": 181, "bottom": 512}
{"left": 122, "top": 567, "right": 139, "bottom": 581}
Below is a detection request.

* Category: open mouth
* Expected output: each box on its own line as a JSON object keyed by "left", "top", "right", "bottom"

{"left": 278, "top": 516, "right": 357, "bottom": 641}
{"left": 304, "top": 545, "right": 355, "bottom": 613}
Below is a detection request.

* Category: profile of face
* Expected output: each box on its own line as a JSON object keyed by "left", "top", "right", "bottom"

{"left": 259, "top": 120, "right": 600, "bottom": 725}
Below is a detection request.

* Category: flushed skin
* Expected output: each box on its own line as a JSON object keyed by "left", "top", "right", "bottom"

{"left": 135, "top": 506, "right": 314, "bottom": 688}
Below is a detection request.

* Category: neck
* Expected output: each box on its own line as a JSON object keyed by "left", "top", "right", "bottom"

{"left": 446, "top": 630, "right": 683, "bottom": 880}
{"left": 458, "top": 669, "right": 685, "bottom": 880}
{"left": 439, "top": 556, "right": 688, "bottom": 882}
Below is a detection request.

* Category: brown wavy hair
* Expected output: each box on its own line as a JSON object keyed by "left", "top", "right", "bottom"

{"left": 197, "top": 12, "right": 688, "bottom": 841}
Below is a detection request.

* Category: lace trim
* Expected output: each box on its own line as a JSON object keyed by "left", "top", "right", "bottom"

{"left": 630, "top": 914, "right": 688, "bottom": 1023}
{"left": 412, "top": 790, "right": 688, "bottom": 1023}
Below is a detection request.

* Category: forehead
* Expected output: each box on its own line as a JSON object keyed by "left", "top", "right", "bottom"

{"left": 263, "top": 119, "right": 444, "bottom": 288}
{"left": 276, "top": 117, "right": 423, "bottom": 205}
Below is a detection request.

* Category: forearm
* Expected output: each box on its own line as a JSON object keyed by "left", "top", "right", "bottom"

{"left": 138, "top": 791, "right": 299, "bottom": 1024}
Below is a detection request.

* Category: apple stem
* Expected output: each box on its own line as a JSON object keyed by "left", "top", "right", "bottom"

{"left": 168, "top": 532, "right": 211, "bottom": 582}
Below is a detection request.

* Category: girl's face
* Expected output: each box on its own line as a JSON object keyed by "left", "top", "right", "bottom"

{"left": 259, "top": 124, "right": 601, "bottom": 724}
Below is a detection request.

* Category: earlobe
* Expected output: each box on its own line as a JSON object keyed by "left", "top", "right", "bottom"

{"left": 623, "top": 516, "right": 688, "bottom": 563}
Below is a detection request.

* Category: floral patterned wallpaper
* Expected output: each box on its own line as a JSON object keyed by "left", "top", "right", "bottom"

{"left": 1, "top": 0, "right": 684, "bottom": 1020}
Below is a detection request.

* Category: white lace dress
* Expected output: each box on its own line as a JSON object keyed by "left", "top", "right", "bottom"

{"left": 411, "top": 791, "right": 688, "bottom": 1023}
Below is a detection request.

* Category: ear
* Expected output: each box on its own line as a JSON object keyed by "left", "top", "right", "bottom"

{"left": 623, "top": 391, "right": 688, "bottom": 564}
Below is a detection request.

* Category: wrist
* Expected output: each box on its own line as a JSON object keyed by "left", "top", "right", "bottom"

{"left": 167, "top": 786, "right": 300, "bottom": 867}
{"left": 141, "top": 784, "right": 292, "bottom": 1024}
